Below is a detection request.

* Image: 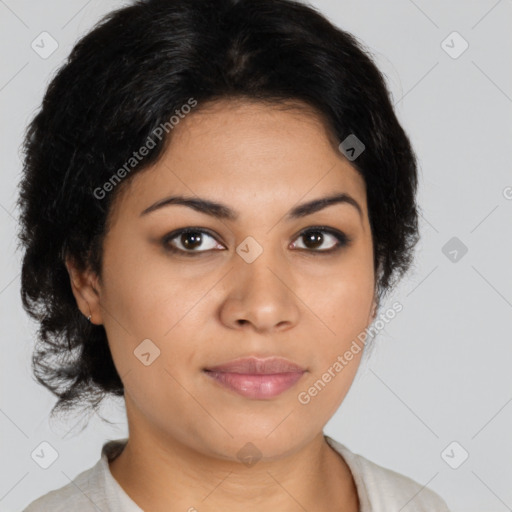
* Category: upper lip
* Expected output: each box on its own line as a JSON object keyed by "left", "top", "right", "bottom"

{"left": 204, "top": 356, "right": 306, "bottom": 374}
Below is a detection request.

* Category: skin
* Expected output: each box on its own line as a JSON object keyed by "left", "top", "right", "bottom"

{"left": 66, "top": 99, "right": 377, "bottom": 512}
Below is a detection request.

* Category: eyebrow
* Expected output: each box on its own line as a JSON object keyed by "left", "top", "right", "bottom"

{"left": 139, "top": 192, "right": 363, "bottom": 221}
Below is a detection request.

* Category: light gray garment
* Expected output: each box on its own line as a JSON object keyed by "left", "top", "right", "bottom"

{"left": 23, "top": 435, "right": 451, "bottom": 511}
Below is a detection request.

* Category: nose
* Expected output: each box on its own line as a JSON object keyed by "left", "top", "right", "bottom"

{"left": 219, "top": 248, "right": 300, "bottom": 335}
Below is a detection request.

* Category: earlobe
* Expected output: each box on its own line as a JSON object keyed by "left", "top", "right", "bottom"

{"left": 64, "top": 256, "right": 103, "bottom": 324}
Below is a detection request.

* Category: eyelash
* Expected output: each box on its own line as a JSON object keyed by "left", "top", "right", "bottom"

{"left": 161, "top": 226, "right": 352, "bottom": 257}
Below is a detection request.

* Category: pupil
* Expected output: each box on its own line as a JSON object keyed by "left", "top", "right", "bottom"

{"left": 304, "top": 231, "right": 323, "bottom": 249}
{"left": 182, "top": 232, "right": 202, "bottom": 249}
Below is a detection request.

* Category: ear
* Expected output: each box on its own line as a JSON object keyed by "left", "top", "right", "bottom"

{"left": 368, "top": 295, "right": 378, "bottom": 324}
{"left": 64, "top": 255, "right": 104, "bottom": 325}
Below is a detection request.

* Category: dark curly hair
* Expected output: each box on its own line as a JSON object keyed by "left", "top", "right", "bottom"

{"left": 16, "top": 0, "right": 420, "bottom": 419}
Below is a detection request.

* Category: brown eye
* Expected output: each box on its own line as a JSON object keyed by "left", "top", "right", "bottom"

{"left": 179, "top": 232, "right": 203, "bottom": 250}
{"left": 301, "top": 230, "right": 325, "bottom": 250}
{"left": 291, "top": 227, "right": 351, "bottom": 253}
{"left": 162, "top": 228, "right": 224, "bottom": 255}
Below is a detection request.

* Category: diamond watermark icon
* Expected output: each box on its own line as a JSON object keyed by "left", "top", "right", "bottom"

{"left": 338, "top": 134, "right": 365, "bottom": 161}
{"left": 441, "top": 441, "right": 469, "bottom": 469}
{"left": 31, "top": 32, "right": 59, "bottom": 59}
{"left": 31, "top": 441, "right": 59, "bottom": 469}
{"left": 236, "top": 236, "right": 263, "bottom": 264}
{"left": 236, "top": 442, "right": 262, "bottom": 468}
{"left": 134, "top": 338, "right": 161, "bottom": 366}
{"left": 442, "top": 236, "right": 468, "bottom": 263}
{"left": 441, "top": 31, "right": 469, "bottom": 59}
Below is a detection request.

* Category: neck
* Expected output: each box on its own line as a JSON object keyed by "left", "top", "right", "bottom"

{"left": 109, "top": 426, "right": 358, "bottom": 512}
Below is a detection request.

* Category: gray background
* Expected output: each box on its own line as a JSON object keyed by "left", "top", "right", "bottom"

{"left": 1, "top": 0, "right": 511, "bottom": 511}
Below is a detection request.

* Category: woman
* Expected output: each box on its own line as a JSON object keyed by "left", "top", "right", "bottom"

{"left": 18, "top": 0, "right": 451, "bottom": 510}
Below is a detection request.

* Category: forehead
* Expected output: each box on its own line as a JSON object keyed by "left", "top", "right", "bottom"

{"left": 167, "top": 98, "right": 342, "bottom": 166}
{"left": 111, "top": 99, "right": 367, "bottom": 221}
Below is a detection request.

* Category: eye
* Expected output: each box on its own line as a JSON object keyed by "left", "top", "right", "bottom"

{"left": 162, "top": 228, "right": 225, "bottom": 256}
{"left": 290, "top": 227, "right": 351, "bottom": 254}
{"left": 162, "top": 226, "right": 351, "bottom": 257}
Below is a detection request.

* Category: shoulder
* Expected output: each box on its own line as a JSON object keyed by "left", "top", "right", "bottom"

{"left": 325, "top": 436, "right": 451, "bottom": 512}
{"left": 23, "top": 456, "right": 110, "bottom": 512}
{"left": 23, "top": 461, "right": 101, "bottom": 512}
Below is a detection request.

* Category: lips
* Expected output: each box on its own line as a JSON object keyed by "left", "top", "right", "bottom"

{"left": 203, "top": 356, "right": 307, "bottom": 399}
{"left": 204, "top": 356, "right": 306, "bottom": 374}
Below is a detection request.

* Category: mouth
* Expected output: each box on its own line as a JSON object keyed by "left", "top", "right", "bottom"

{"left": 203, "top": 356, "right": 307, "bottom": 400}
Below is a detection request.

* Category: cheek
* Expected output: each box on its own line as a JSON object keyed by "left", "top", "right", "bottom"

{"left": 101, "top": 240, "right": 191, "bottom": 328}
{"left": 326, "top": 280, "right": 373, "bottom": 339}
{"left": 313, "top": 257, "right": 374, "bottom": 338}
{"left": 302, "top": 253, "right": 374, "bottom": 391}
{"left": 295, "top": 275, "right": 371, "bottom": 417}
{"left": 100, "top": 245, "right": 215, "bottom": 379}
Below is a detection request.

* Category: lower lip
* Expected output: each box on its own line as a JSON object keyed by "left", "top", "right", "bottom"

{"left": 204, "top": 370, "right": 306, "bottom": 399}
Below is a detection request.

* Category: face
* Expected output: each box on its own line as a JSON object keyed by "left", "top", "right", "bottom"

{"left": 69, "top": 99, "right": 376, "bottom": 461}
